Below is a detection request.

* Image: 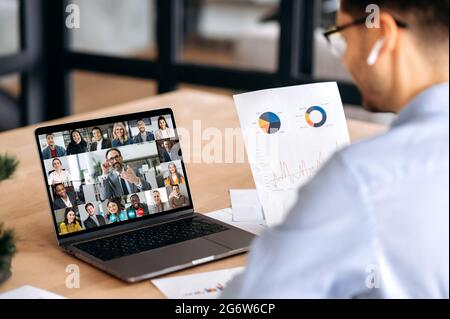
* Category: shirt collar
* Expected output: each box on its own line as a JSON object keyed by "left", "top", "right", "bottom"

{"left": 392, "top": 82, "right": 449, "bottom": 128}
{"left": 113, "top": 168, "right": 124, "bottom": 177}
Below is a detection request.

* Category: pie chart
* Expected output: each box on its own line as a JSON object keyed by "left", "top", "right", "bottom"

{"left": 305, "top": 106, "right": 327, "bottom": 128}
{"left": 259, "top": 112, "right": 281, "bottom": 134}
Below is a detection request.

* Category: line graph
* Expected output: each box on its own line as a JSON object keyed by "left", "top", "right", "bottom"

{"left": 267, "top": 153, "right": 324, "bottom": 189}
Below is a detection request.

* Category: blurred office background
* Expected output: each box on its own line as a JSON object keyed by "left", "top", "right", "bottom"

{"left": 0, "top": 0, "right": 394, "bottom": 132}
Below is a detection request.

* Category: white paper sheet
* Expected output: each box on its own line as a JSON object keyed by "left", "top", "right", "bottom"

{"left": 234, "top": 82, "right": 350, "bottom": 226}
{"left": 205, "top": 208, "right": 267, "bottom": 236}
{"left": 0, "top": 285, "right": 65, "bottom": 299}
{"left": 151, "top": 267, "right": 244, "bottom": 299}
{"left": 230, "top": 189, "right": 264, "bottom": 222}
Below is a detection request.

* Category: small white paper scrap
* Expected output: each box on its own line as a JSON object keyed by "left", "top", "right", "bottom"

{"left": 205, "top": 208, "right": 267, "bottom": 236}
{"left": 230, "top": 189, "right": 264, "bottom": 222}
{"left": 152, "top": 267, "right": 244, "bottom": 299}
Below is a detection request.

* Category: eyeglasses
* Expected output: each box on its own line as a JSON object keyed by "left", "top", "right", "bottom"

{"left": 107, "top": 155, "right": 122, "bottom": 163}
{"left": 323, "top": 16, "right": 408, "bottom": 59}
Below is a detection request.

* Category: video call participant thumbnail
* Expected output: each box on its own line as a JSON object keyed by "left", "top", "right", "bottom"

{"left": 42, "top": 133, "right": 66, "bottom": 160}
{"left": 150, "top": 190, "right": 170, "bottom": 214}
{"left": 106, "top": 198, "right": 128, "bottom": 223}
{"left": 66, "top": 129, "right": 88, "bottom": 155}
{"left": 99, "top": 148, "right": 152, "bottom": 200}
{"left": 133, "top": 119, "right": 155, "bottom": 144}
{"left": 112, "top": 122, "right": 131, "bottom": 147}
{"left": 53, "top": 183, "right": 80, "bottom": 210}
{"left": 155, "top": 116, "right": 176, "bottom": 140}
{"left": 126, "top": 194, "right": 150, "bottom": 218}
{"left": 47, "top": 158, "right": 72, "bottom": 185}
{"left": 168, "top": 184, "right": 189, "bottom": 209}
{"left": 90, "top": 127, "right": 112, "bottom": 151}
{"left": 59, "top": 207, "right": 83, "bottom": 235}
{"left": 83, "top": 203, "right": 106, "bottom": 229}
{"left": 160, "top": 140, "right": 182, "bottom": 162}
{"left": 164, "top": 162, "right": 185, "bottom": 186}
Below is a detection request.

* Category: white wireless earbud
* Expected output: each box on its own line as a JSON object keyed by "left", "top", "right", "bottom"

{"left": 367, "top": 37, "right": 385, "bottom": 66}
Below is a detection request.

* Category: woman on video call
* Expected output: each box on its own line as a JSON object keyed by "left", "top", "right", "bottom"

{"left": 155, "top": 116, "right": 175, "bottom": 140}
{"left": 112, "top": 122, "right": 131, "bottom": 147}
{"left": 47, "top": 158, "right": 72, "bottom": 185}
{"left": 106, "top": 198, "right": 127, "bottom": 223}
{"left": 164, "top": 162, "right": 185, "bottom": 186}
{"left": 59, "top": 207, "right": 83, "bottom": 234}
{"left": 66, "top": 129, "right": 88, "bottom": 155}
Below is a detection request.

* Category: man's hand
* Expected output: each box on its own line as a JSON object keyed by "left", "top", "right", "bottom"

{"left": 101, "top": 161, "right": 111, "bottom": 175}
{"left": 120, "top": 166, "right": 140, "bottom": 185}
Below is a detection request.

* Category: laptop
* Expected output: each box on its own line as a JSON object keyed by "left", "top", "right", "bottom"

{"left": 35, "top": 108, "right": 255, "bottom": 282}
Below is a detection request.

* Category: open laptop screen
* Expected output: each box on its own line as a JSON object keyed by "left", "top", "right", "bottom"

{"left": 35, "top": 109, "right": 192, "bottom": 238}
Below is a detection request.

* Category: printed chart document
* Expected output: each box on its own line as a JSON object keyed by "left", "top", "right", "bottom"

{"left": 234, "top": 82, "right": 350, "bottom": 226}
{"left": 152, "top": 267, "right": 244, "bottom": 299}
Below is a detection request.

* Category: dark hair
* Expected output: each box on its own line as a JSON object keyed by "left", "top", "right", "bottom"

{"left": 92, "top": 127, "right": 103, "bottom": 135}
{"left": 341, "top": 0, "right": 449, "bottom": 42}
{"left": 70, "top": 129, "right": 86, "bottom": 146}
{"left": 172, "top": 184, "right": 180, "bottom": 189}
{"left": 105, "top": 148, "right": 122, "bottom": 159}
{"left": 63, "top": 207, "right": 78, "bottom": 226}
{"left": 157, "top": 116, "right": 169, "bottom": 129}
{"left": 106, "top": 198, "right": 123, "bottom": 214}
{"left": 54, "top": 183, "right": 64, "bottom": 190}
{"left": 130, "top": 194, "right": 140, "bottom": 200}
{"left": 53, "top": 183, "right": 65, "bottom": 197}
{"left": 52, "top": 158, "right": 62, "bottom": 166}
{"left": 46, "top": 133, "right": 54, "bottom": 138}
{"left": 85, "top": 203, "right": 94, "bottom": 211}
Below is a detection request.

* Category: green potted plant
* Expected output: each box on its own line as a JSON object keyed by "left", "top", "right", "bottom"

{"left": 0, "top": 223, "right": 16, "bottom": 285}
{"left": 0, "top": 153, "right": 19, "bottom": 285}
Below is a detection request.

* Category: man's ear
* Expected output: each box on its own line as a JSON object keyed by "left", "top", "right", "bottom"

{"left": 378, "top": 12, "right": 401, "bottom": 54}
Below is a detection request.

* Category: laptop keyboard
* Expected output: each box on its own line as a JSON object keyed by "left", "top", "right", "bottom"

{"left": 74, "top": 216, "right": 229, "bottom": 261}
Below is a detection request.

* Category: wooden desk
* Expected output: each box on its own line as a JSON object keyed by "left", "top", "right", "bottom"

{"left": 0, "top": 89, "right": 386, "bottom": 298}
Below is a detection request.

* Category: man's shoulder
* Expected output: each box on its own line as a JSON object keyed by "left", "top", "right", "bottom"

{"left": 337, "top": 133, "right": 402, "bottom": 190}
{"left": 339, "top": 126, "right": 448, "bottom": 191}
{"left": 69, "top": 191, "right": 77, "bottom": 198}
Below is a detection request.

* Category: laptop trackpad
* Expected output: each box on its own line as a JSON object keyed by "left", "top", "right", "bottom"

{"left": 105, "top": 238, "right": 230, "bottom": 279}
